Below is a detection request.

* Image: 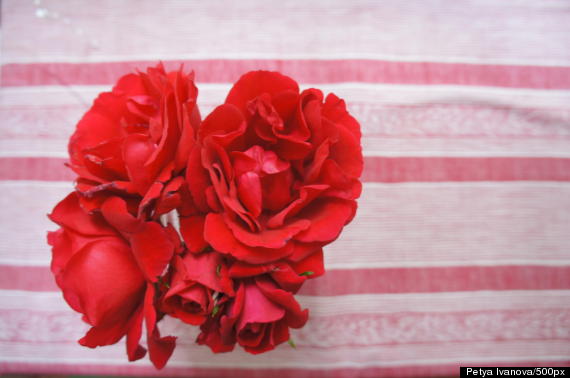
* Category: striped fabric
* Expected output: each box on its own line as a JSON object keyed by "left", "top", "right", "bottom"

{"left": 1, "top": 0, "right": 569, "bottom": 376}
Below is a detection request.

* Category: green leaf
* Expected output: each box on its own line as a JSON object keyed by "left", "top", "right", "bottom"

{"left": 211, "top": 305, "right": 220, "bottom": 317}
{"left": 287, "top": 339, "right": 296, "bottom": 349}
{"left": 157, "top": 276, "right": 170, "bottom": 288}
{"left": 299, "top": 271, "right": 314, "bottom": 277}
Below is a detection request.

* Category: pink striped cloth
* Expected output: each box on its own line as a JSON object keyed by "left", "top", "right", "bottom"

{"left": 1, "top": 1, "right": 569, "bottom": 376}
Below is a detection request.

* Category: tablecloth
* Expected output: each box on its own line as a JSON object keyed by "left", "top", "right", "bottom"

{"left": 1, "top": 0, "right": 569, "bottom": 376}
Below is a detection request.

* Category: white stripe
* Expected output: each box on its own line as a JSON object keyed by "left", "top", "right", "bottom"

{"left": 4, "top": 0, "right": 570, "bottom": 66}
{"left": 7, "top": 143, "right": 570, "bottom": 159}
{"left": 364, "top": 181, "right": 570, "bottom": 188}
{"left": 4, "top": 142, "right": 570, "bottom": 158}
{"left": 2, "top": 181, "right": 569, "bottom": 268}
{"left": 4, "top": 53, "right": 570, "bottom": 67}
{"left": 362, "top": 138, "right": 570, "bottom": 159}
{"left": 0, "top": 340, "right": 567, "bottom": 368}
{"left": 5, "top": 257, "right": 570, "bottom": 269}
{"left": 5, "top": 83, "right": 570, "bottom": 107}
{"left": 0, "top": 180, "right": 73, "bottom": 188}
{"left": 2, "top": 298, "right": 568, "bottom": 351}
{"left": 2, "top": 289, "right": 570, "bottom": 314}
{"left": 363, "top": 151, "right": 570, "bottom": 158}
{"left": 0, "top": 148, "right": 68, "bottom": 158}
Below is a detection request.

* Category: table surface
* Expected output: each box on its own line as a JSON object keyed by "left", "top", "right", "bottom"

{"left": 1, "top": 0, "right": 569, "bottom": 376}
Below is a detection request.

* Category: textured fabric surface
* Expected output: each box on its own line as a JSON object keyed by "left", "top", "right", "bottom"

{"left": 1, "top": 0, "right": 569, "bottom": 376}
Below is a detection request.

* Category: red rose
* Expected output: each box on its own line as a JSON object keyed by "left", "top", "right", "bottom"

{"left": 68, "top": 63, "right": 200, "bottom": 215}
{"left": 182, "top": 71, "right": 362, "bottom": 267}
{"left": 197, "top": 276, "right": 308, "bottom": 354}
{"left": 160, "top": 250, "right": 234, "bottom": 325}
{"left": 47, "top": 193, "right": 177, "bottom": 369}
{"left": 47, "top": 66, "right": 364, "bottom": 365}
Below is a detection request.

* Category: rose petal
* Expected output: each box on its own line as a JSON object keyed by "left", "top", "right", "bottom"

{"left": 186, "top": 145, "right": 210, "bottom": 213}
{"left": 270, "top": 263, "right": 307, "bottom": 293}
{"left": 266, "top": 185, "right": 328, "bottom": 229}
{"left": 79, "top": 317, "right": 129, "bottom": 348}
{"left": 229, "top": 261, "right": 305, "bottom": 293}
{"left": 47, "top": 229, "right": 73, "bottom": 277}
{"left": 290, "top": 248, "right": 325, "bottom": 279}
{"left": 261, "top": 170, "right": 294, "bottom": 212}
{"left": 229, "top": 262, "right": 274, "bottom": 278}
{"left": 81, "top": 138, "right": 128, "bottom": 181}
{"left": 329, "top": 128, "right": 363, "bottom": 179}
{"left": 122, "top": 133, "right": 156, "bottom": 195}
{"left": 113, "top": 73, "right": 147, "bottom": 97}
{"left": 237, "top": 280, "right": 284, "bottom": 332}
{"left": 225, "top": 71, "right": 299, "bottom": 113}
{"left": 48, "top": 193, "right": 115, "bottom": 236}
{"left": 323, "top": 93, "right": 362, "bottom": 140}
{"left": 248, "top": 95, "right": 281, "bottom": 143}
{"left": 255, "top": 276, "right": 308, "bottom": 329}
{"left": 101, "top": 196, "right": 142, "bottom": 234}
{"left": 144, "top": 283, "right": 176, "bottom": 369}
{"left": 204, "top": 213, "right": 293, "bottom": 264}
{"left": 238, "top": 322, "right": 267, "bottom": 348}
{"left": 320, "top": 159, "right": 363, "bottom": 200}
{"left": 220, "top": 284, "right": 246, "bottom": 345}
{"left": 143, "top": 94, "right": 180, "bottom": 180}
{"left": 130, "top": 222, "right": 175, "bottom": 282}
{"left": 237, "top": 172, "right": 262, "bottom": 218}
{"left": 58, "top": 238, "right": 145, "bottom": 327}
{"left": 271, "top": 90, "right": 300, "bottom": 122}
{"left": 125, "top": 305, "right": 146, "bottom": 361}
{"left": 225, "top": 215, "right": 310, "bottom": 249}
{"left": 273, "top": 137, "right": 312, "bottom": 161}
{"left": 197, "top": 317, "right": 235, "bottom": 353}
{"left": 69, "top": 103, "right": 125, "bottom": 166}
{"left": 175, "top": 101, "right": 198, "bottom": 171}
{"left": 288, "top": 242, "right": 324, "bottom": 262}
{"left": 179, "top": 251, "right": 235, "bottom": 296}
{"left": 294, "top": 198, "right": 357, "bottom": 243}
{"left": 179, "top": 215, "right": 208, "bottom": 253}
{"left": 242, "top": 145, "right": 290, "bottom": 175}
{"left": 198, "top": 104, "right": 246, "bottom": 149}
{"left": 270, "top": 321, "right": 290, "bottom": 350}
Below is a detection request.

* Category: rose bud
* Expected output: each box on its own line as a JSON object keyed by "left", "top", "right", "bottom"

{"left": 47, "top": 192, "right": 177, "bottom": 369}
{"left": 68, "top": 63, "right": 200, "bottom": 217}
{"left": 183, "top": 70, "right": 362, "bottom": 267}
{"left": 160, "top": 250, "right": 234, "bottom": 325}
{"left": 197, "top": 276, "right": 308, "bottom": 354}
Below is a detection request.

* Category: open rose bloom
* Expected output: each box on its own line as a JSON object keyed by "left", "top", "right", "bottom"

{"left": 48, "top": 64, "right": 363, "bottom": 369}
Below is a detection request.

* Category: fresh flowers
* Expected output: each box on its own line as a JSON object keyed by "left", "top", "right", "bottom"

{"left": 47, "top": 64, "right": 363, "bottom": 369}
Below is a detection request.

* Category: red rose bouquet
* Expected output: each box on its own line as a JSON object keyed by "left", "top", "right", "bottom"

{"left": 47, "top": 64, "right": 363, "bottom": 369}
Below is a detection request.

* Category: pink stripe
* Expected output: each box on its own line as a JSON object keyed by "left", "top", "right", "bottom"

{"left": 4, "top": 265, "right": 570, "bottom": 294}
{"left": 3, "top": 60, "right": 570, "bottom": 89}
{"left": 300, "top": 266, "right": 570, "bottom": 295}
{"left": 362, "top": 157, "right": 570, "bottom": 182}
{"left": 2, "top": 157, "right": 570, "bottom": 182}
{"left": 0, "top": 265, "right": 58, "bottom": 292}
{"left": 0, "top": 157, "right": 74, "bottom": 181}
{"left": 1, "top": 361, "right": 568, "bottom": 377}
